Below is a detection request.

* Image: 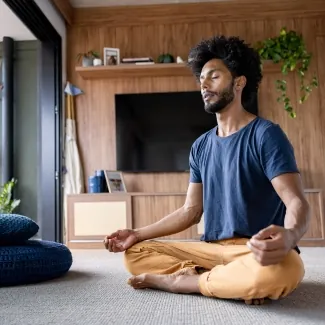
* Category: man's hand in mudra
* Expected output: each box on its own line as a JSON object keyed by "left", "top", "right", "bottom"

{"left": 247, "top": 225, "right": 296, "bottom": 266}
{"left": 104, "top": 229, "right": 139, "bottom": 253}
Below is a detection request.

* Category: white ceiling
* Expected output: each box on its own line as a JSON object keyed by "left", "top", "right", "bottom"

{"left": 0, "top": 1, "right": 35, "bottom": 41}
{"left": 70, "top": 0, "right": 227, "bottom": 7}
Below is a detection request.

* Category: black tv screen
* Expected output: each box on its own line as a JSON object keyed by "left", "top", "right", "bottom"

{"left": 115, "top": 91, "right": 258, "bottom": 172}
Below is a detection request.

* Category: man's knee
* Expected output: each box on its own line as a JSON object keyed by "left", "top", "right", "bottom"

{"left": 254, "top": 250, "right": 305, "bottom": 299}
{"left": 199, "top": 250, "right": 305, "bottom": 300}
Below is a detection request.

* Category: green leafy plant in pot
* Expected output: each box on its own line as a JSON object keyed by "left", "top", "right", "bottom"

{"left": 76, "top": 50, "right": 100, "bottom": 67}
{"left": 0, "top": 178, "right": 20, "bottom": 214}
{"left": 255, "top": 27, "right": 318, "bottom": 118}
{"left": 157, "top": 53, "right": 175, "bottom": 63}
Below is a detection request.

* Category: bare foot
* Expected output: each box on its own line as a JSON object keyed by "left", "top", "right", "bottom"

{"left": 244, "top": 298, "right": 265, "bottom": 305}
{"left": 127, "top": 267, "right": 200, "bottom": 294}
{"left": 128, "top": 268, "right": 266, "bottom": 305}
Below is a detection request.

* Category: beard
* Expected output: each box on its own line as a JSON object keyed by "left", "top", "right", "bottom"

{"left": 204, "top": 80, "right": 235, "bottom": 114}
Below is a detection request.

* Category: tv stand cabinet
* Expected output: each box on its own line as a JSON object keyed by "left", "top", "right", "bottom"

{"left": 66, "top": 189, "right": 325, "bottom": 249}
{"left": 66, "top": 192, "right": 202, "bottom": 249}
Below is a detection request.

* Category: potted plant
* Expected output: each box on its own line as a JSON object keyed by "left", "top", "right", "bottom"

{"left": 0, "top": 178, "right": 20, "bottom": 214}
{"left": 76, "top": 50, "right": 100, "bottom": 67}
{"left": 157, "top": 53, "right": 175, "bottom": 63}
{"left": 255, "top": 27, "right": 318, "bottom": 118}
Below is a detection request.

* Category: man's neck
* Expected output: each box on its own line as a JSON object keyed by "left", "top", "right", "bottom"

{"left": 216, "top": 105, "right": 256, "bottom": 137}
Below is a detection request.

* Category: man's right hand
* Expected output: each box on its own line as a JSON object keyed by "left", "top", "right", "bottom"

{"left": 104, "top": 229, "right": 139, "bottom": 252}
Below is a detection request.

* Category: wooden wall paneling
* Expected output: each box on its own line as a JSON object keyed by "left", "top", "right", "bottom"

{"left": 72, "top": 0, "right": 325, "bottom": 27}
{"left": 297, "top": 19, "right": 324, "bottom": 190}
{"left": 300, "top": 190, "right": 325, "bottom": 246}
{"left": 123, "top": 172, "right": 189, "bottom": 193}
{"left": 131, "top": 193, "right": 198, "bottom": 240}
{"left": 68, "top": 17, "right": 325, "bottom": 192}
{"left": 316, "top": 18, "right": 325, "bottom": 36}
{"left": 315, "top": 35, "right": 325, "bottom": 246}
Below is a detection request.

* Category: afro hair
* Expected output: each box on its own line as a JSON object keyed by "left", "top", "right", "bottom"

{"left": 187, "top": 35, "right": 263, "bottom": 109}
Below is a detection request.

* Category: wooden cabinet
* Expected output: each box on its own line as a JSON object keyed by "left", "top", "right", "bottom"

{"left": 66, "top": 189, "right": 325, "bottom": 249}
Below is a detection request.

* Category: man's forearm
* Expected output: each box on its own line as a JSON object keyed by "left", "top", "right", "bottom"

{"left": 285, "top": 196, "right": 311, "bottom": 247}
{"left": 135, "top": 206, "right": 203, "bottom": 242}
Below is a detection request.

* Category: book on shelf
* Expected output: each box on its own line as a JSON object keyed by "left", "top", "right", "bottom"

{"left": 121, "top": 57, "right": 154, "bottom": 64}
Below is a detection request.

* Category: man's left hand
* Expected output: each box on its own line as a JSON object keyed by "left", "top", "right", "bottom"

{"left": 247, "top": 225, "right": 296, "bottom": 266}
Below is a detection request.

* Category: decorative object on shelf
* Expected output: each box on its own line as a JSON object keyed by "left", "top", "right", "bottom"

{"left": 87, "top": 170, "right": 108, "bottom": 193}
{"left": 88, "top": 175, "right": 100, "bottom": 193}
{"left": 176, "top": 56, "right": 184, "bottom": 63}
{"left": 76, "top": 50, "right": 100, "bottom": 67}
{"left": 255, "top": 27, "right": 318, "bottom": 118}
{"left": 103, "top": 47, "right": 120, "bottom": 65}
{"left": 104, "top": 171, "right": 127, "bottom": 193}
{"left": 121, "top": 57, "right": 154, "bottom": 65}
{"left": 93, "top": 58, "right": 102, "bottom": 66}
{"left": 96, "top": 170, "right": 108, "bottom": 192}
{"left": 157, "top": 53, "right": 175, "bottom": 63}
{"left": 0, "top": 178, "right": 20, "bottom": 214}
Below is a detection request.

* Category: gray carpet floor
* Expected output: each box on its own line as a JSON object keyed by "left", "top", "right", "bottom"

{"left": 1, "top": 247, "right": 325, "bottom": 325}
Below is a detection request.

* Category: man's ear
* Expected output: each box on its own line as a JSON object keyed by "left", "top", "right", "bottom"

{"left": 235, "top": 76, "right": 247, "bottom": 90}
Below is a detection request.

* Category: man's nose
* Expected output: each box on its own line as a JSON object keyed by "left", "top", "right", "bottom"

{"left": 200, "top": 79, "right": 209, "bottom": 90}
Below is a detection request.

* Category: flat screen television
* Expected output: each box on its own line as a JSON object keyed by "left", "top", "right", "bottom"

{"left": 115, "top": 91, "right": 258, "bottom": 172}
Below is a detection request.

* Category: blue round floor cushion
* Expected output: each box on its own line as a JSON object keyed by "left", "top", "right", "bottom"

{"left": 0, "top": 214, "right": 39, "bottom": 244}
{"left": 0, "top": 240, "right": 73, "bottom": 286}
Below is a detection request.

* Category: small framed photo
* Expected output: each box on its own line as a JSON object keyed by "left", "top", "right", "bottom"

{"left": 103, "top": 47, "right": 120, "bottom": 66}
{"left": 104, "top": 170, "right": 127, "bottom": 193}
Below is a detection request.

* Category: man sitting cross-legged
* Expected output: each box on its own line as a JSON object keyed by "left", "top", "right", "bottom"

{"left": 104, "top": 35, "right": 310, "bottom": 305}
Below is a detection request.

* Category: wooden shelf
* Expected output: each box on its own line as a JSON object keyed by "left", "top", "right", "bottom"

{"left": 75, "top": 61, "right": 281, "bottom": 80}
{"left": 76, "top": 63, "right": 193, "bottom": 80}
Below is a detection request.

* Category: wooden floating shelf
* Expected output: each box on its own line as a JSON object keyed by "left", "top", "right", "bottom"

{"left": 76, "top": 61, "right": 281, "bottom": 80}
{"left": 76, "top": 63, "right": 192, "bottom": 79}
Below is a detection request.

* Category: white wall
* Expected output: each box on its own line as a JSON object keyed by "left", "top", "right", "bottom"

{"left": 34, "top": 0, "right": 67, "bottom": 86}
{"left": 0, "top": 2, "right": 36, "bottom": 40}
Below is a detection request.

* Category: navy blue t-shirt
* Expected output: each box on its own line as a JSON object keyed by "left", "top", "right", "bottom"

{"left": 189, "top": 117, "right": 299, "bottom": 241}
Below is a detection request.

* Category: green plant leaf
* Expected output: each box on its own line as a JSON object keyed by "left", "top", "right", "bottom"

{"left": 0, "top": 178, "right": 20, "bottom": 214}
{"left": 256, "top": 27, "right": 318, "bottom": 118}
{"left": 10, "top": 199, "right": 20, "bottom": 211}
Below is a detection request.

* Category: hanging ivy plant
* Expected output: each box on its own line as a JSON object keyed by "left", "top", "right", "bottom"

{"left": 255, "top": 27, "right": 318, "bottom": 118}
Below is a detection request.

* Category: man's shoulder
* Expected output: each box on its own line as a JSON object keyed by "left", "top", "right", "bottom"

{"left": 252, "top": 117, "right": 285, "bottom": 141}
{"left": 254, "top": 117, "right": 288, "bottom": 141}
{"left": 253, "top": 117, "right": 278, "bottom": 132}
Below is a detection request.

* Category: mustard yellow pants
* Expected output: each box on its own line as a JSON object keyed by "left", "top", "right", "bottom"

{"left": 124, "top": 238, "right": 305, "bottom": 301}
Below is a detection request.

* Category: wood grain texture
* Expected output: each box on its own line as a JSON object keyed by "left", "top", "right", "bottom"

{"left": 122, "top": 172, "right": 190, "bottom": 193}
{"left": 72, "top": 0, "right": 325, "bottom": 27}
{"left": 67, "top": 3, "right": 325, "bottom": 245}
{"left": 51, "top": 0, "right": 74, "bottom": 25}
{"left": 131, "top": 194, "right": 200, "bottom": 240}
{"left": 299, "top": 190, "right": 325, "bottom": 246}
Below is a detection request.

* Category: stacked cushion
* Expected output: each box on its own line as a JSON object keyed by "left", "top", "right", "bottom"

{"left": 0, "top": 214, "right": 72, "bottom": 286}
{"left": 0, "top": 214, "right": 39, "bottom": 244}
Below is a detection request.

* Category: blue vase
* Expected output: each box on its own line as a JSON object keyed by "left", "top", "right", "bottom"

{"left": 88, "top": 175, "right": 100, "bottom": 193}
{"left": 95, "top": 170, "right": 107, "bottom": 192}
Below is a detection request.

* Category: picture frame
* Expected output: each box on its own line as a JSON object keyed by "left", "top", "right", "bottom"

{"left": 104, "top": 170, "right": 127, "bottom": 193}
{"left": 103, "top": 47, "right": 120, "bottom": 66}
